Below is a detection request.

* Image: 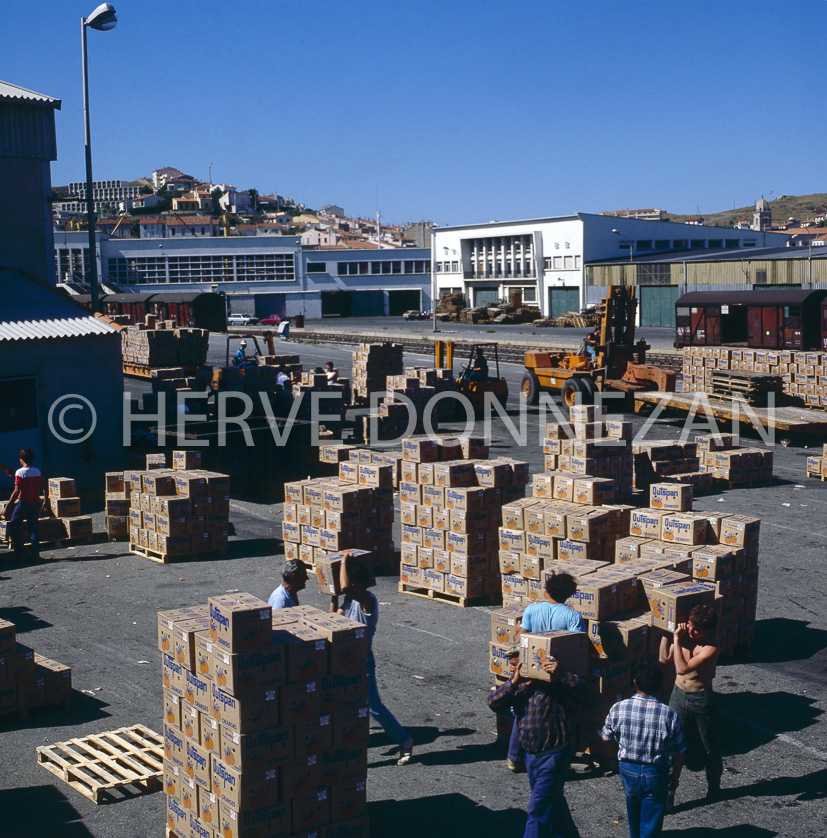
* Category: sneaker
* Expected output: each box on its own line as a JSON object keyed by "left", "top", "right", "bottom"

{"left": 505, "top": 758, "right": 519, "bottom": 772}
{"left": 397, "top": 738, "right": 414, "bottom": 766}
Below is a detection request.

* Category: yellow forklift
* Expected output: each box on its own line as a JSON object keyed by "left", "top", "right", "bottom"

{"left": 436, "top": 340, "right": 509, "bottom": 413}
{"left": 521, "top": 286, "right": 675, "bottom": 406}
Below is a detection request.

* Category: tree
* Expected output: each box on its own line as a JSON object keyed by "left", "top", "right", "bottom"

{"left": 211, "top": 187, "right": 225, "bottom": 216}
{"left": 248, "top": 188, "right": 258, "bottom": 211}
{"left": 139, "top": 184, "right": 154, "bottom": 195}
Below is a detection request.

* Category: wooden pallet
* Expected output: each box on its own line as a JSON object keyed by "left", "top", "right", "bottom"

{"left": 807, "top": 469, "right": 827, "bottom": 482}
{"left": 36, "top": 724, "right": 164, "bottom": 804}
{"left": 129, "top": 543, "right": 226, "bottom": 564}
{"left": 398, "top": 581, "right": 497, "bottom": 608}
{"left": 0, "top": 535, "right": 93, "bottom": 554}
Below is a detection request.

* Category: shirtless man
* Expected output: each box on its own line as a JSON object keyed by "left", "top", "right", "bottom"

{"left": 659, "top": 604, "right": 722, "bottom": 801}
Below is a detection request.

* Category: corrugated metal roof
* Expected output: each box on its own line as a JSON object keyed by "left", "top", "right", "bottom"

{"left": 676, "top": 289, "right": 827, "bottom": 306}
{"left": 0, "top": 268, "right": 117, "bottom": 342}
{"left": 0, "top": 80, "right": 61, "bottom": 108}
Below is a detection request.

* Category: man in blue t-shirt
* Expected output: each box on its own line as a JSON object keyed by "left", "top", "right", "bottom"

{"left": 505, "top": 571, "right": 585, "bottom": 772}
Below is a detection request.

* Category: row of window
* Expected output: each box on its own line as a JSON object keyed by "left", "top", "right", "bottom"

{"left": 435, "top": 261, "right": 460, "bottom": 273}
{"left": 543, "top": 256, "right": 581, "bottom": 271}
{"left": 629, "top": 239, "right": 756, "bottom": 252}
{"left": 334, "top": 260, "right": 430, "bottom": 276}
{"left": 107, "top": 254, "right": 296, "bottom": 284}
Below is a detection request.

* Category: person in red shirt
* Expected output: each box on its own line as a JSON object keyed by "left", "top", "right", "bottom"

{"left": 2, "top": 448, "right": 47, "bottom": 561}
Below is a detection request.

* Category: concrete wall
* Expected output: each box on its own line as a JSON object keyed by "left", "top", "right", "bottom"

{"left": 0, "top": 333, "right": 126, "bottom": 495}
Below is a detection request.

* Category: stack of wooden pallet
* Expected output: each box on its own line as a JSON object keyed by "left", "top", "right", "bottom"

{"left": 709, "top": 368, "right": 784, "bottom": 406}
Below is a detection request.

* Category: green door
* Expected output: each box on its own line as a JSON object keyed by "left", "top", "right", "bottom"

{"left": 474, "top": 287, "right": 500, "bottom": 307}
{"left": 549, "top": 287, "right": 580, "bottom": 318}
{"left": 639, "top": 286, "right": 680, "bottom": 327}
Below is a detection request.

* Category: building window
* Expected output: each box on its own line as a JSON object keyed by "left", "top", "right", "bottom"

{"left": 755, "top": 270, "right": 767, "bottom": 285}
{"left": 725, "top": 239, "right": 739, "bottom": 248}
{"left": 522, "top": 286, "right": 537, "bottom": 302}
{"left": 307, "top": 262, "right": 327, "bottom": 273}
{"left": 691, "top": 240, "right": 706, "bottom": 249}
{"left": 544, "top": 257, "right": 552, "bottom": 270}
{"left": 574, "top": 256, "right": 581, "bottom": 269}
{"left": 708, "top": 240, "right": 723, "bottom": 249}
{"left": 654, "top": 240, "right": 669, "bottom": 250}
{"left": 564, "top": 256, "right": 574, "bottom": 270}
{"left": 673, "top": 240, "right": 687, "bottom": 249}
{"left": 553, "top": 256, "right": 563, "bottom": 269}
{"left": 0, "top": 377, "right": 38, "bottom": 433}
{"left": 451, "top": 261, "right": 459, "bottom": 272}
{"left": 636, "top": 241, "right": 652, "bottom": 250}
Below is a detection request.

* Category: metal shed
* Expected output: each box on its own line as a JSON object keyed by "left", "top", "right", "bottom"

{"left": 675, "top": 289, "right": 827, "bottom": 350}
{"left": 101, "top": 293, "right": 156, "bottom": 324}
{"left": 146, "top": 292, "right": 227, "bottom": 332}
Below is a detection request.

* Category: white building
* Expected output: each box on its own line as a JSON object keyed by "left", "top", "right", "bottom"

{"left": 431, "top": 213, "right": 790, "bottom": 320}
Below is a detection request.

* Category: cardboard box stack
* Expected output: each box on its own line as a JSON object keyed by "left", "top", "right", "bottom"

{"left": 542, "top": 405, "right": 635, "bottom": 502}
{"left": 632, "top": 440, "right": 707, "bottom": 494}
{"left": 283, "top": 466, "right": 395, "bottom": 571}
{"left": 0, "top": 618, "right": 72, "bottom": 718}
{"left": 682, "top": 346, "right": 827, "bottom": 409}
{"left": 351, "top": 341, "right": 403, "bottom": 405}
{"left": 125, "top": 452, "right": 231, "bottom": 559}
{"left": 398, "top": 435, "right": 530, "bottom": 602}
{"left": 121, "top": 320, "right": 209, "bottom": 369}
{"left": 288, "top": 370, "right": 350, "bottom": 424}
{"left": 695, "top": 434, "right": 773, "bottom": 487}
{"left": 806, "top": 443, "right": 827, "bottom": 479}
{"left": 0, "top": 476, "right": 93, "bottom": 549}
{"left": 491, "top": 483, "right": 760, "bottom": 740}
{"left": 160, "top": 597, "right": 370, "bottom": 838}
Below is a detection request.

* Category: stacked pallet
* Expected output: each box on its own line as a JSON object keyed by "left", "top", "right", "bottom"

{"left": 0, "top": 618, "right": 72, "bottom": 718}
{"left": 291, "top": 370, "right": 350, "bottom": 423}
{"left": 398, "top": 435, "right": 530, "bottom": 604}
{"left": 543, "top": 405, "right": 634, "bottom": 502}
{"left": 491, "top": 483, "right": 760, "bottom": 738}
{"left": 0, "top": 475, "right": 94, "bottom": 550}
{"left": 682, "top": 346, "right": 827, "bottom": 409}
{"left": 122, "top": 451, "right": 230, "bottom": 561}
{"left": 160, "top": 597, "right": 370, "bottom": 838}
{"left": 351, "top": 342, "right": 403, "bottom": 404}
{"left": 283, "top": 467, "right": 395, "bottom": 571}
{"left": 121, "top": 322, "right": 209, "bottom": 369}
{"left": 806, "top": 444, "right": 827, "bottom": 480}
{"left": 709, "top": 368, "right": 784, "bottom": 406}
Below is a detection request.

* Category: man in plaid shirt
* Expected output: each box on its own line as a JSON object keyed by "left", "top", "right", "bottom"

{"left": 601, "top": 663, "right": 687, "bottom": 838}
{"left": 488, "top": 646, "right": 584, "bottom": 837}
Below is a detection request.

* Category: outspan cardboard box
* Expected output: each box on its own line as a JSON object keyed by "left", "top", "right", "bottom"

{"left": 661, "top": 513, "right": 707, "bottom": 546}
{"left": 315, "top": 550, "right": 373, "bottom": 595}
{"left": 719, "top": 515, "right": 761, "bottom": 547}
{"left": 208, "top": 595, "right": 272, "bottom": 654}
{"left": 649, "top": 483, "right": 693, "bottom": 512}
{"left": 566, "top": 579, "right": 618, "bottom": 621}
{"left": 490, "top": 605, "right": 527, "bottom": 645}
{"left": 691, "top": 546, "right": 734, "bottom": 581}
{"left": 587, "top": 618, "right": 649, "bottom": 663}
{"left": 211, "top": 640, "right": 287, "bottom": 695}
{"left": 629, "top": 509, "right": 664, "bottom": 539}
{"left": 648, "top": 581, "right": 716, "bottom": 631}
{"left": 519, "top": 629, "right": 589, "bottom": 680}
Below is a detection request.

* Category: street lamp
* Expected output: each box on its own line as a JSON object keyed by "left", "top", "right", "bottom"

{"left": 81, "top": 3, "right": 118, "bottom": 312}
{"left": 611, "top": 228, "right": 633, "bottom": 262}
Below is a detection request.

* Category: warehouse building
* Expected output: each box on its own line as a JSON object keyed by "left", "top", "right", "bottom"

{"left": 588, "top": 245, "right": 827, "bottom": 327}
{"left": 431, "top": 213, "right": 789, "bottom": 322}
{"left": 53, "top": 233, "right": 432, "bottom": 318}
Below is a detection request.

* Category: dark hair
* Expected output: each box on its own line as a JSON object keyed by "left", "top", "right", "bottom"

{"left": 276, "top": 364, "right": 286, "bottom": 373}
{"left": 633, "top": 663, "right": 663, "bottom": 696}
{"left": 345, "top": 556, "right": 370, "bottom": 586}
{"left": 282, "top": 559, "right": 306, "bottom": 582}
{"left": 689, "top": 604, "right": 717, "bottom": 631}
{"left": 326, "top": 361, "right": 334, "bottom": 368}
{"left": 314, "top": 367, "right": 324, "bottom": 374}
{"left": 18, "top": 448, "right": 34, "bottom": 466}
{"left": 546, "top": 571, "right": 577, "bottom": 603}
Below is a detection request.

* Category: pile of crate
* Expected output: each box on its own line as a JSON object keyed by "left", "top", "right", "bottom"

{"left": 633, "top": 440, "right": 706, "bottom": 494}
{"left": 291, "top": 369, "right": 350, "bottom": 424}
{"left": 696, "top": 433, "right": 773, "bottom": 487}
{"left": 0, "top": 476, "right": 94, "bottom": 551}
{"left": 160, "top": 596, "right": 370, "bottom": 838}
{"left": 283, "top": 467, "right": 395, "bottom": 571}
{"left": 351, "top": 342, "right": 403, "bottom": 405}
{"left": 397, "top": 435, "right": 530, "bottom": 604}
{"left": 113, "top": 452, "right": 230, "bottom": 561}
{"left": 491, "top": 482, "right": 760, "bottom": 742}
{"left": 543, "top": 405, "right": 635, "bottom": 502}
{"left": 361, "top": 366, "right": 456, "bottom": 441}
{"left": 121, "top": 320, "right": 209, "bottom": 369}
{"left": 0, "top": 618, "right": 71, "bottom": 718}
{"left": 682, "top": 346, "right": 827, "bottom": 409}
{"left": 806, "top": 444, "right": 827, "bottom": 480}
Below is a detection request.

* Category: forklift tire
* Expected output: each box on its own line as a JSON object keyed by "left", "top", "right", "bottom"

{"left": 521, "top": 371, "right": 540, "bottom": 405}
{"left": 562, "top": 377, "right": 588, "bottom": 407}
{"left": 579, "top": 376, "right": 597, "bottom": 403}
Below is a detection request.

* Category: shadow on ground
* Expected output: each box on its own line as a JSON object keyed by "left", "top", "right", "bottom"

{"left": 0, "top": 785, "right": 96, "bottom": 837}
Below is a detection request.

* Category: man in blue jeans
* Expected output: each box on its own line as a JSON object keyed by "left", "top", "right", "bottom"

{"left": 507, "top": 572, "right": 586, "bottom": 772}
{"left": 488, "top": 645, "right": 584, "bottom": 838}
{"left": 601, "top": 663, "right": 686, "bottom": 838}
{"left": 2, "top": 449, "right": 47, "bottom": 561}
{"left": 330, "top": 551, "right": 414, "bottom": 766}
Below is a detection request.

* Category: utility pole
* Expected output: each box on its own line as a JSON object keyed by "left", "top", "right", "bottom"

{"left": 376, "top": 211, "right": 381, "bottom": 248}
{"left": 209, "top": 161, "right": 213, "bottom": 187}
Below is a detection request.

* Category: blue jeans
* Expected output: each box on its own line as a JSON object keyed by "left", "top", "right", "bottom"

{"left": 619, "top": 762, "right": 669, "bottom": 838}
{"left": 669, "top": 686, "right": 722, "bottom": 790}
{"left": 524, "top": 743, "right": 579, "bottom": 838}
{"left": 10, "top": 500, "right": 40, "bottom": 559}
{"left": 366, "top": 657, "right": 409, "bottom": 746}
{"left": 508, "top": 715, "right": 525, "bottom": 763}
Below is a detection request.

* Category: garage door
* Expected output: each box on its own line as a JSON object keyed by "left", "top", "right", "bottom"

{"left": 549, "top": 287, "right": 580, "bottom": 318}
{"left": 474, "top": 288, "right": 500, "bottom": 307}
{"left": 0, "top": 376, "right": 41, "bottom": 492}
{"left": 388, "top": 290, "right": 421, "bottom": 316}
{"left": 639, "top": 286, "right": 680, "bottom": 327}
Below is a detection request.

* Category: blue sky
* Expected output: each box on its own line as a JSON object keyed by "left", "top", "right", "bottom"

{"left": 3, "top": 1, "right": 825, "bottom": 225}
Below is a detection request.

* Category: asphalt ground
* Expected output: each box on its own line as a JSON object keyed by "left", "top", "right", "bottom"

{"left": 0, "top": 335, "right": 825, "bottom": 838}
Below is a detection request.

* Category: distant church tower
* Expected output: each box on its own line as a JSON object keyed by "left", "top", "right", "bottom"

{"left": 752, "top": 196, "right": 771, "bottom": 231}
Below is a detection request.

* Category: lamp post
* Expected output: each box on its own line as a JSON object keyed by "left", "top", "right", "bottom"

{"left": 612, "top": 228, "right": 634, "bottom": 287}
{"left": 81, "top": 3, "right": 118, "bottom": 313}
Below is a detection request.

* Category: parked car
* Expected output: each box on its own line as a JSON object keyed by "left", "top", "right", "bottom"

{"left": 227, "top": 314, "right": 259, "bottom": 326}
{"left": 402, "top": 310, "right": 429, "bottom": 321}
{"left": 259, "top": 313, "right": 291, "bottom": 325}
